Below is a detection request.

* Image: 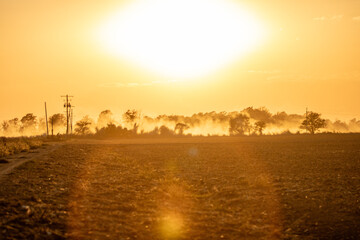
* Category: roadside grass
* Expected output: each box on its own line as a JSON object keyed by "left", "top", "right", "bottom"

{"left": 0, "top": 137, "right": 44, "bottom": 157}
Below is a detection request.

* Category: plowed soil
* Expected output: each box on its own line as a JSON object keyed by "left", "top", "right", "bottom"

{"left": 0, "top": 135, "right": 359, "bottom": 239}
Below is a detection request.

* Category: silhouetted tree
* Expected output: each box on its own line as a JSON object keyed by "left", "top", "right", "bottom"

{"left": 38, "top": 117, "right": 47, "bottom": 133}
{"left": 49, "top": 114, "right": 66, "bottom": 135}
{"left": 95, "top": 123, "right": 133, "bottom": 137}
{"left": 243, "top": 107, "right": 272, "bottom": 123}
{"left": 332, "top": 120, "right": 349, "bottom": 132}
{"left": 229, "top": 114, "right": 250, "bottom": 135}
{"left": 300, "top": 111, "right": 326, "bottom": 134}
{"left": 123, "top": 109, "right": 139, "bottom": 123}
{"left": 175, "top": 123, "right": 189, "bottom": 135}
{"left": 75, "top": 116, "right": 93, "bottom": 135}
{"left": 97, "top": 110, "right": 114, "bottom": 129}
{"left": 123, "top": 109, "right": 140, "bottom": 132}
{"left": 349, "top": 118, "right": 360, "bottom": 132}
{"left": 159, "top": 125, "right": 174, "bottom": 136}
{"left": 49, "top": 114, "right": 66, "bottom": 125}
{"left": 1, "top": 118, "right": 20, "bottom": 135}
{"left": 20, "top": 113, "right": 37, "bottom": 133}
{"left": 272, "top": 111, "right": 288, "bottom": 122}
{"left": 254, "top": 121, "right": 266, "bottom": 135}
{"left": 1, "top": 121, "right": 9, "bottom": 133}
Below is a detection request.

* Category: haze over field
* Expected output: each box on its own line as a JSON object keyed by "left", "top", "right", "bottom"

{"left": 0, "top": 0, "right": 360, "bottom": 122}
{"left": 1, "top": 107, "right": 360, "bottom": 137}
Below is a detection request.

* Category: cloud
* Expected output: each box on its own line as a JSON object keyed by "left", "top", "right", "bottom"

{"left": 313, "top": 15, "right": 343, "bottom": 21}
{"left": 353, "top": 16, "right": 360, "bottom": 21}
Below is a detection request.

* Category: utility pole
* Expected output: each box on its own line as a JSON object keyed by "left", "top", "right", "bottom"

{"left": 61, "top": 95, "right": 73, "bottom": 135}
{"left": 45, "top": 102, "right": 49, "bottom": 136}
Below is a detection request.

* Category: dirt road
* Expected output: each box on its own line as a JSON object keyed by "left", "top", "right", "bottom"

{"left": 0, "top": 135, "right": 359, "bottom": 239}
{"left": 0, "top": 143, "right": 62, "bottom": 178}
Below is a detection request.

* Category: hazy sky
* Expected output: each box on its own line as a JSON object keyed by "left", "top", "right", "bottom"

{"left": 1, "top": 0, "right": 359, "bottom": 121}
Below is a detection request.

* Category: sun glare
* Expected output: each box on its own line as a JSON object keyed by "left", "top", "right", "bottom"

{"left": 97, "top": 0, "right": 265, "bottom": 78}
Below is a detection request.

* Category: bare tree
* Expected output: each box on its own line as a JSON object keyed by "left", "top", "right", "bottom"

{"left": 300, "top": 111, "right": 326, "bottom": 134}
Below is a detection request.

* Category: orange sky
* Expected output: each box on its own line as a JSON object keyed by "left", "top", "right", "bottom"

{"left": 1, "top": 0, "right": 359, "bottom": 121}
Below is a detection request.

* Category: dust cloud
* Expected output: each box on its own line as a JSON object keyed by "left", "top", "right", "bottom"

{"left": 1, "top": 107, "right": 360, "bottom": 137}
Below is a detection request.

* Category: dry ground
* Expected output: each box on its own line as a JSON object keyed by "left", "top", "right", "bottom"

{"left": 0, "top": 135, "right": 360, "bottom": 239}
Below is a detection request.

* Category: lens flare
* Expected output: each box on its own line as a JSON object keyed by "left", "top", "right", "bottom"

{"left": 159, "top": 213, "right": 184, "bottom": 239}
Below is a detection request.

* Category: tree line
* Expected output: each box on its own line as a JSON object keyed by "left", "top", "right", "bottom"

{"left": 1, "top": 107, "right": 360, "bottom": 137}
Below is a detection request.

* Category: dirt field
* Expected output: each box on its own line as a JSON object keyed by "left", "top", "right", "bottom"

{"left": 0, "top": 135, "right": 359, "bottom": 239}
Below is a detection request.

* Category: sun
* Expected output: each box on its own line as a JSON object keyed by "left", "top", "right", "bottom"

{"left": 96, "top": 0, "right": 265, "bottom": 79}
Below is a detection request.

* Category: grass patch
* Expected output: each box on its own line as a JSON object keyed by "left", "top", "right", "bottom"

{"left": 0, "top": 137, "right": 44, "bottom": 157}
